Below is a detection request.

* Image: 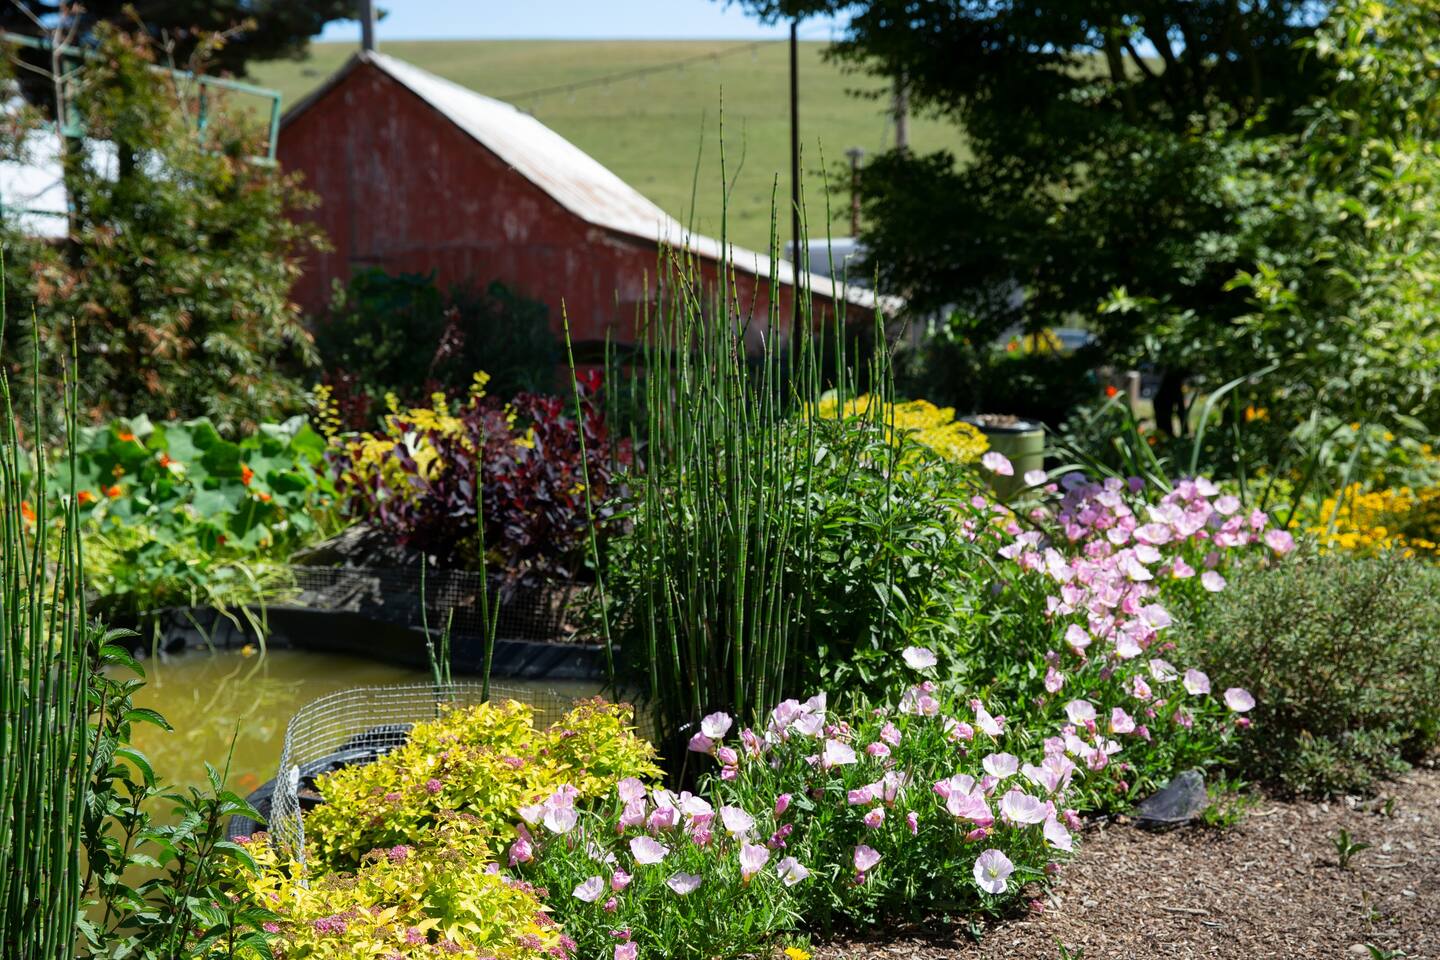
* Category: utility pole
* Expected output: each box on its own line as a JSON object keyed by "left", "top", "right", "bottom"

{"left": 845, "top": 147, "right": 865, "bottom": 237}
{"left": 893, "top": 73, "right": 909, "bottom": 150}
{"left": 360, "top": 0, "right": 377, "bottom": 52}
{"left": 789, "top": 18, "right": 802, "bottom": 329}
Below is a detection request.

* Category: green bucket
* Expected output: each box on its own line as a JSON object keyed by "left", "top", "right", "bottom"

{"left": 963, "top": 416, "right": 1045, "bottom": 499}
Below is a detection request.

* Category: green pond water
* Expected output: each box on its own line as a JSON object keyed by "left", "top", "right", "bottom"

{"left": 125, "top": 647, "right": 605, "bottom": 798}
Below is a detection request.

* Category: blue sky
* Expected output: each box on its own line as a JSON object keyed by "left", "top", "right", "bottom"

{"left": 319, "top": 1, "right": 848, "bottom": 42}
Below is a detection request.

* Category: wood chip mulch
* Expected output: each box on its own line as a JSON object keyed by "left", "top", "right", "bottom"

{"left": 814, "top": 766, "right": 1440, "bottom": 960}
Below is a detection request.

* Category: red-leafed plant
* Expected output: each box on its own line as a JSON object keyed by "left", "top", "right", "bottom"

{"left": 325, "top": 371, "right": 631, "bottom": 582}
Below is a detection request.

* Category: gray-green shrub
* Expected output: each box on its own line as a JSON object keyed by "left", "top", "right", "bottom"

{"left": 1181, "top": 550, "right": 1440, "bottom": 797}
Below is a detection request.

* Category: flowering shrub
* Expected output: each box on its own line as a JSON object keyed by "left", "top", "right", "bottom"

{"left": 238, "top": 815, "right": 567, "bottom": 959}
{"left": 812, "top": 393, "right": 988, "bottom": 464}
{"left": 305, "top": 698, "right": 661, "bottom": 871}
{"left": 324, "top": 371, "right": 630, "bottom": 580}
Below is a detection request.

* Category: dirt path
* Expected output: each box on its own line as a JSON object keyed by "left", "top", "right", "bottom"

{"left": 815, "top": 765, "right": 1440, "bottom": 960}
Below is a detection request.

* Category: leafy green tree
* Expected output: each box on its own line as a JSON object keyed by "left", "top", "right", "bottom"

{"left": 0, "top": 1, "right": 357, "bottom": 77}
{"left": 0, "top": 26, "right": 325, "bottom": 437}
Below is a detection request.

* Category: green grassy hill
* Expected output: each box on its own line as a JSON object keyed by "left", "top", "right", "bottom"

{"left": 250, "top": 40, "right": 967, "bottom": 254}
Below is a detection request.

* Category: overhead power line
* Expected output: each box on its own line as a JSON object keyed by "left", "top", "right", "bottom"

{"left": 497, "top": 33, "right": 832, "bottom": 103}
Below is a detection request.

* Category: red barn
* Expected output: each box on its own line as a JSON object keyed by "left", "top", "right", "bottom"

{"left": 278, "top": 52, "right": 891, "bottom": 347}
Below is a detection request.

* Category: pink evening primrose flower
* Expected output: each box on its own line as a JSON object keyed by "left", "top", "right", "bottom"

{"left": 544, "top": 806, "right": 579, "bottom": 835}
{"left": 610, "top": 869, "right": 632, "bottom": 891}
{"left": 1024, "top": 468, "right": 1048, "bottom": 487}
{"left": 719, "top": 806, "right": 755, "bottom": 838}
{"left": 1265, "top": 528, "right": 1296, "bottom": 554}
{"left": 617, "top": 778, "right": 647, "bottom": 804}
{"left": 1110, "top": 707, "right": 1136, "bottom": 734}
{"left": 973, "top": 848, "right": 1014, "bottom": 895}
{"left": 982, "top": 451, "right": 1014, "bottom": 476}
{"left": 687, "top": 732, "right": 713, "bottom": 754}
{"left": 853, "top": 844, "right": 882, "bottom": 873}
{"left": 999, "top": 788, "right": 1048, "bottom": 825}
{"left": 902, "top": 646, "right": 938, "bottom": 670}
{"left": 776, "top": 856, "right": 810, "bottom": 886}
{"left": 615, "top": 944, "right": 638, "bottom": 960}
{"left": 1224, "top": 688, "right": 1256, "bottom": 712}
{"left": 774, "top": 793, "right": 791, "bottom": 817}
{"left": 863, "top": 807, "right": 885, "bottom": 829}
{"left": 982, "top": 752, "right": 1019, "bottom": 779}
{"left": 666, "top": 872, "right": 702, "bottom": 895}
{"left": 1043, "top": 816, "right": 1074, "bottom": 852}
{"left": 629, "top": 836, "right": 669, "bottom": 865}
{"left": 739, "top": 842, "right": 770, "bottom": 881}
{"left": 1044, "top": 666, "right": 1065, "bottom": 693}
{"left": 906, "top": 811, "right": 919, "bottom": 835}
{"left": 974, "top": 704, "right": 1005, "bottom": 737}
{"left": 1064, "top": 623, "right": 1092, "bottom": 653}
{"left": 822, "top": 739, "right": 858, "bottom": 769}
{"left": 880, "top": 722, "right": 902, "bottom": 747}
{"left": 573, "top": 876, "right": 605, "bottom": 903}
{"left": 1064, "top": 699, "right": 1096, "bottom": 725}
{"left": 701, "top": 712, "right": 733, "bottom": 740}
{"left": 1182, "top": 669, "right": 1211, "bottom": 696}
{"left": 1201, "top": 570, "right": 1227, "bottom": 592}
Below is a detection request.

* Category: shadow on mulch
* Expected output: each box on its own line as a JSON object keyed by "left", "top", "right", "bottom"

{"left": 814, "top": 765, "right": 1440, "bottom": 960}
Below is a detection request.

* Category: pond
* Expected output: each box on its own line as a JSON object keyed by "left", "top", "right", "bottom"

{"left": 124, "top": 647, "right": 606, "bottom": 797}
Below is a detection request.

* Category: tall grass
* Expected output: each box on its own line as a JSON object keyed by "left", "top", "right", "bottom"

{"left": 608, "top": 166, "right": 894, "bottom": 754}
{"left": 0, "top": 335, "right": 91, "bottom": 957}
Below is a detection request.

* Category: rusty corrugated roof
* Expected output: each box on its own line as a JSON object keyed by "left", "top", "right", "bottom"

{"left": 298, "top": 52, "right": 894, "bottom": 313}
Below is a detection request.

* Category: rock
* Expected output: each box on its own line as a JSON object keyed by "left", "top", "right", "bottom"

{"left": 1135, "top": 769, "right": 1208, "bottom": 826}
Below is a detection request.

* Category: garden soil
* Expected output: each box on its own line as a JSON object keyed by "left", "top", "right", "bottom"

{"left": 816, "top": 765, "right": 1439, "bottom": 959}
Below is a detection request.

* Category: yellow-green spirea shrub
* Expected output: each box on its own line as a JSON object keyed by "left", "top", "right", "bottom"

{"left": 238, "top": 814, "right": 566, "bottom": 959}
{"left": 305, "top": 697, "right": 661, "bottom": 870}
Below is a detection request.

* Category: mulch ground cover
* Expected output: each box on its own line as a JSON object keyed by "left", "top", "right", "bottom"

{"left": 815, "top": 765, "right": 1440, "bottom": 960}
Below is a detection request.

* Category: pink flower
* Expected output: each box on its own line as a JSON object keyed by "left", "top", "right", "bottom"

{"left": 1265, "top": 528, "right": 1295, "bottom": 554}
{"left": 666, "top": 872, "right": 702, "bottom": 895}
{"left": 617, "top": 778, "right": 647, "bottom": 804}
{"left": 1182, "top": 669, "right": 1210, "bottom": 696}
{"left": 1201, "top": 570, "right": 1226, "bottom": 592}
{"left": 982, "top": 451, "right": 1014, "bottom": 476}
{"left": 974, "top": 704, "right": 1005, "bottom": 737}
{"left": 776, "top": 856, "right": 810, "bottom": 886}
{"left": 610, "top": 869, "right": 631, "bottom": 891}
{"left": 615, "top": 944, "right": 638, "bottom": 960}
{"left": 1064, "top": 699, "right": 1096, "bottom": 725}
{"left": 982, "top": 752, "right": 1019, "bottom": 779}
{"left": 739, "top": 842, "right": 770, "bottom": 881}
{"left": 1147, "top": 658, "right": 1178, "bottom": 683}
{"left": 973, "top": 848, "right": 1014, "bottom": 894}
{"left": 1110, "top": 707, "right": 1136, "bottom": 734}
{"left": 1024, "top": 468, "right": 1048, "bottom": 487}
{"left": 1064, "top": 623, "right": 1091, "bottom": 653}
{"left": 573, "top": 876, "right": 605, "bottom": 902}
{"left": 999, "top": 788, "right": 1047, "bottom": 825}
{"left": 719, "top": 806, "right": 755, "bottom": 838}
{"left": 1224, "top": 688, "right": 1255, "bottom": 712}
{"left": 1044, "top": 666, "right": 1064, "bottom": 693}
{"left": 687, "top": 732, "right": 714, "bottom": 753}
{"left": 822, "top": 739, "right": 857, "bottom": 768}
{"left": 715, "top": 746, "right": 739, "bottom": 766}
{"left": 906, "top": 811, "right": 919, "bottom": 835}
{"left": 544, "top": 806, "right": 578, "bottom": 835}
{"left": 863, "top": 807, "right": 885, "bottom": 829}
{"left": 701, "top": 711, "right": 733, "bottom": 740}
{"left": 1043, "top": 816, "right": 1074, "bottom": 852}
{"left": 424, "top": 778, "right": 443, "bottom": 795}
{"left": 880, "top": 722, "right": 901, "bottom": 747}
{"left": 629, "top": 836, "right": 669, "bottom": 865}
{"left": 508, "top": 832, "right": 534, "bottom": 865}
{"left": 774, "top": 793, "right": 791, "bottom": 817}
{"left": 866, "top": 741, "right": 891, "bottom": 759}
{"left": 604, "top": 897, "right": 618, "bottom": 913}
{"left": 853, "top": 844, "right": 882, "bottom": 873}
{"left": 902, "top": 646, "right": 938, "bottom": 670}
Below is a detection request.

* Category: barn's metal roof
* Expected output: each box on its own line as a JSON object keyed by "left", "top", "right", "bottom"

{"left": 284, "top": 52, "right": 896, "bottom": 314}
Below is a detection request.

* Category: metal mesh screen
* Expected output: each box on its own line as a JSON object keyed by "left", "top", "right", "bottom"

{"left": 264, "top": 681, "right": 576, "bottom": 865}
{"left": 290, "top": 566, "right": 588, "bottom": 643}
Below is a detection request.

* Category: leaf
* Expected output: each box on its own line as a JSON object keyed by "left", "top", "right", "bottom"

{"left": 122, "top": 707, "right": 172, "bottom": 731}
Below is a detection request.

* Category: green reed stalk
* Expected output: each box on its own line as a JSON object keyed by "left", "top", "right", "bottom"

{"left": 0, "top": 310, "right": 91, "bottom": 958}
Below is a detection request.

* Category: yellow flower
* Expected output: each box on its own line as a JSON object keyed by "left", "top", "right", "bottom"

{"left": 784, "top": 949, "right": 811, "bottom": 960}
{"left": 809, "top": 393, "right": 989, "bottom": 465}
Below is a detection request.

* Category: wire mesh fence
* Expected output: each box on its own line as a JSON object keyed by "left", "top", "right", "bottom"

{"left": 289, "top": 565, "right": 590, "bottom": 643}
{"left": 262, "top": 681, "right": 577, "bottom": 866}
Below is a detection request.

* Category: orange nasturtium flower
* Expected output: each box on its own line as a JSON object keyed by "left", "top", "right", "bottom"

{"left": 105, "top": 484, "right": 123, "bottom": 499}
{"left": 240, "top": 463, "right": 254, "bottom": 486}
{"left": 76, "top": 489, "right": 96, "bottom": 505}
{"left": 157, "top": 452, "right": 172, "bottom": 467}
{"left": 117, "top": 431, "right": 137, "bottom": 443}
{"left": 256, "top": 491, "right": 272, "bottom": 503}
{"left": 1105, "top": 384, "right": 1119, "bottom": 398}
{"left": 20, "top": 500, "right": 35, "bottom": 524}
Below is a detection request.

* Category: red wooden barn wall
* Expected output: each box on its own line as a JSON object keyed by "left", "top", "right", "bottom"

{"left": 278, "top": 60, "right": 853, "bottom": 348}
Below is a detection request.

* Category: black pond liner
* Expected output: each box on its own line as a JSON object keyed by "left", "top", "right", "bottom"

{"left": 226, "top": 724, "right": 412, "bottom": 841}
{"left": 118, "top": 603, "right": 612, "bottom": 681}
